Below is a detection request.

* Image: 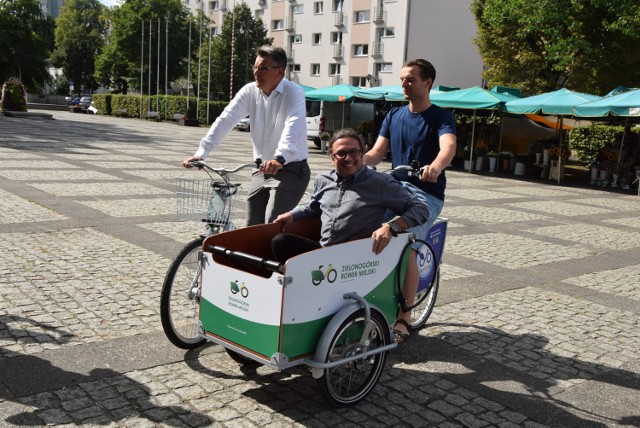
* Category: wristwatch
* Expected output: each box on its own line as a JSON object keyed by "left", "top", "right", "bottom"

{"left": 274, "top": 155, "right": 286, "bottom": 165}
{"left": 385, "top": 220, "right": 402, "bottom": 237}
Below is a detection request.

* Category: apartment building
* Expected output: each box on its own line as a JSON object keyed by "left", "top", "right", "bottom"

{"left": 184, "top": 0, "right": 484, "bottom": 89}
{"left": 39, "top": 0, "right": 65, "bottom": 18}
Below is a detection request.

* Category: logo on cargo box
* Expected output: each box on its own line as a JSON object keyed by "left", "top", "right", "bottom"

{"left": 230, "top": 280, "right": 249, "bottom": 298}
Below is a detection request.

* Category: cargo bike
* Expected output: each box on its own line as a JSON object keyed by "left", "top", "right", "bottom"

{"left": 160, "top": 160, "right": 447, "bottom": 406}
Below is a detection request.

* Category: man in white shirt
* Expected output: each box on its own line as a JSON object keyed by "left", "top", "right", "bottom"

{"left": 183, "top": 45, "right": 310, "bottom": 225}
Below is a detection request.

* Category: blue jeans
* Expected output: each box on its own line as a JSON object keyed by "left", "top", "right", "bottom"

{"left": 385, "top": 181, "right": 444, "bottom": 251}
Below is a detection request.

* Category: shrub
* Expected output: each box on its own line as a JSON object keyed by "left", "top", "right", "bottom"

{"left": 569, "top": 125, "right": 623, "bottom": 166}
{"left": 0, "top": 78, "right": 27, "bottom": 112}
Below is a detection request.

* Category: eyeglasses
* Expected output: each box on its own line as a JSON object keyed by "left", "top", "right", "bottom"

{"left": 332, "top": 149, "right": 362, "bottom": 160}
{"left": 252, "top": 65, "right": 281, "bottom": 72}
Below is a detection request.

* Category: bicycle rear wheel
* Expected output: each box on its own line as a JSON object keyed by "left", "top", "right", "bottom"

{"left": 160, "top": 238, "right": 206, "bottom": 349}
{"left": 409, "top": 268, "right": 440, "bottom": 330}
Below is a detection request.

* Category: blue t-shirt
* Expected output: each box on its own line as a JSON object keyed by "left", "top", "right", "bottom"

{"left": 379, "top": 104, "right": 456, "bottom": 200}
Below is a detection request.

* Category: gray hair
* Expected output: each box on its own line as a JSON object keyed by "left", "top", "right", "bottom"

{"left": 257, "top": 45, "right": 287, "bottom": 68}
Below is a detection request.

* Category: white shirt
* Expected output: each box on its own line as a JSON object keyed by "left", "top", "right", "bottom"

{"left": 195, "top": 79, "right": 308, "bottom": 164}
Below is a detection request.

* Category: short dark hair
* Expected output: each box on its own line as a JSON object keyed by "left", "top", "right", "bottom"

{"left": 403, "top": 59, "right": 436, "bottom": 83}
{"left": 328, "top": 128, "right": 366, "bottom": 153}
{"left": 257, "top": 45, "right": 287, "bottom": 68}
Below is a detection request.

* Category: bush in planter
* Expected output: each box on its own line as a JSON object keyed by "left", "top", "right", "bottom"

{"left": 0, "top": 78, "right": 27, "bottom": 112}
{"left": 569, "top": 125, "right": 622, "bottom": 166}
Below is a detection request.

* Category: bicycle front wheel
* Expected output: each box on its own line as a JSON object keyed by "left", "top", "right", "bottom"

{"left": 317, "top": 309, "right": 390, "bottom": 406}
{"left": 409, "top": 268, "right": 440, "bottom": 330}
{"left": 160, "top": 238, "right": 207, "bottom": 349}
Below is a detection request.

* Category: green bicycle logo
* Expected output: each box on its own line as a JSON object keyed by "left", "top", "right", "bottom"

{"left": 311, "top": 264, "right": 337, "bottom": 286}
{"left": 230, "top": 280, "right": 249, "bottom": 298}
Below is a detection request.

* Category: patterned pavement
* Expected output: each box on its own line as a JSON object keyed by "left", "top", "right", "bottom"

{"left": 0, "top": 111, "right": 638, "bottom": 427}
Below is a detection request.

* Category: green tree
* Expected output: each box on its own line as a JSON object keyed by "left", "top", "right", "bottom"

{"left": 51, "top": 0, "right": 106, "bottom": 94}
{"left": 471, "top": 0, "right": 640, "bottom": 95}
{"left": 0, "top": 0, "right": 54, "bottom": 90}
{"left": 198, "top": 2, "right": 271, "bottom": 100}
{"left": 94, "top": 0, "right": 191, "bottom": 95}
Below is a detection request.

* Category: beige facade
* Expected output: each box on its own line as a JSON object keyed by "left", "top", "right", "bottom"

{"left": 183, "top": 0, "right": 484, "bottom": 89}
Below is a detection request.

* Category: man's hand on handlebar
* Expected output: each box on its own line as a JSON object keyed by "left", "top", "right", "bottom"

{"left": 182, "top": 156, "right": 201, "bottom": 168}
{"left": 420, "top": 164, "right": 441, "bottom": 183}
{"left": 260, "top": 159, "right": 283, "bottom": 175}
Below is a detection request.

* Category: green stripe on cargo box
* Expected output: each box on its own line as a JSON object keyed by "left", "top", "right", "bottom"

{"left": 200, "top": 298, "right": 280, "bottom": 358}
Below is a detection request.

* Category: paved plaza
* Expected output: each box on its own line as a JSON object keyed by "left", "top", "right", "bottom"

{"left": 0, "top": 111, "right": 639, "bottom": 427}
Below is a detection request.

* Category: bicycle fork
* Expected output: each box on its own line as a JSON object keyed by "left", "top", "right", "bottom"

{"left": 188, "top": 250, "right": 207, "bottom": 300}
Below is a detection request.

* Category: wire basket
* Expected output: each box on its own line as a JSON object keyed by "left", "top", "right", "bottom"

{"left": 176, "top": 179, "right": 239, "bottom": 224}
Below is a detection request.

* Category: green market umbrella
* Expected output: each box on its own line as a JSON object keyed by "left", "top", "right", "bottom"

{"left": 573, "top": 88, "right": 640, "bottom": 170}
{"left": 573, "top": 88, "right": 640, "bottom": 118}
{"left": 304, "top": 84, "right": 362, "bottom": 102}
{"left": 431, "top": 86, "right": 519, "bottom": 110}
{"left": 505, "top": 88, "right": 601, "bottom": 183}
{"left": 430, "top": 86, "right": 520, "bottom": 173}
{"left": 299, "top": 84, "right": 316, "bottom": 93}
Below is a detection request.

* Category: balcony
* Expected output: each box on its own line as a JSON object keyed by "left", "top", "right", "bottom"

{"left": 219, "top": 0, "right": 227, "bottom": 11}
{"left": 285, "top": 15, "right": 295, "bottom": 31}
{"left": 372, "top": 41, "right": 384, "bottom": 58}
{"left": 333, "top": 44, "right": 343, "bottom": 59}
{"left": 332, "top": 75, "right": 343, "bottom": 85}
{"left": 373, "top": 7, "right": 386, "bottom": 24}
{"left": 285, "top": 46, "right": 295, "bottom": 63}
{"left": 334, "top": 12, "right": 345, "bottom": 27}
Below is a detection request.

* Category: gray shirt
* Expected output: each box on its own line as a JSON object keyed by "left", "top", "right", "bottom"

{"left": 291, "top": 166, "right": 430, "bottom": 246}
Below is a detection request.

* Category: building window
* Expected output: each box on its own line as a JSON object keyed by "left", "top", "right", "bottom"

{"left": 354, "top": 10, "right": 370, "bottom": 23}
{"left": 292, "top": 4, "right": 303, "bottom": 14}
{"left": 383, "top": 27, "right": 395, "bottom": 37}
{"left": 329, "top": 63, "right": 341, "bottom": 75}
{"left": 330, "top": 31, "right": 342, "bottom": 44}
{"left": 352, "top": 44, "right": 368, "bottom": 56}
{"left": 272, "top": 19, "right": 284, "bottom": 31}
{"left": 314, "top": 1, "right": 323, "bottom": 14}
{"left": 312, "top": 33, "right": 322, "bottom": 45}
{"left": 376, "top": 62, "right": 393, "bottom": 73}
{"left": 333, "top": 0, "right": 343, "bottom": 12}
{"left": 211, "top": 27, "right": 219, "bottom": 36}
{"left": 311, "top": 63, "right": 320, "bottom": 76}
{"left": 210, "top": 1, "right": 219, "bottom": 10}
{"left": 290, "top": 34, "right": 302, "bottom": 44}
{"left": 290, "top": 63, "right": 301, "bottom": 72}
{"left": 352, "top": 76, "right": 367, "bottom": 87}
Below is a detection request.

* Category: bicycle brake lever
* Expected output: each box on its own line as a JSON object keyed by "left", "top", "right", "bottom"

{"left": 255, "top": 158, "right": 262, "bottom": 168}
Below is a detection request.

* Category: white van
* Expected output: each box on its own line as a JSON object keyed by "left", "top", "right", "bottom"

{"left": 306, "top": 100, "right": 374, "bottom": 148}
{"left": 305, "top": 100, "right": 323, "bottom": 147}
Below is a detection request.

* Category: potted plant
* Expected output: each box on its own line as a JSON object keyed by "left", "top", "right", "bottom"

{"left": 319, "top": 132, "right": 331, "bottom": 154}
{"left": 487, "top": 150, "right": 498, "bottom": 173}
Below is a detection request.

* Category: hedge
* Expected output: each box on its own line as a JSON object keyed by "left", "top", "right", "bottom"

{"left": 91, "top": 94, "right": 228, "bottom": 125}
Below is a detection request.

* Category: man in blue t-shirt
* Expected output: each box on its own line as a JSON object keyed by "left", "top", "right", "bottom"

{"left": 364, "top": 59, "right": 456, "bottom": 343}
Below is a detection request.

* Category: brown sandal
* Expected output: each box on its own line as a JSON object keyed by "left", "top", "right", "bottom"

{"left": 392, "top": 319, "right": 412, "bottom": 344}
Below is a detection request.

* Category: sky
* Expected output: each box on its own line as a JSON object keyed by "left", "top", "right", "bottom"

{"left": 98, "top": 0, "right": 120, "bottom": 7}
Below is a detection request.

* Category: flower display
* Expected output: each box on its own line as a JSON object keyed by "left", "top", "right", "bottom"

{"left": 547, "top": 147, "right": 570, "bottom": 161}
{"left": 600, "top": 149, "right": 618, "bottom": 161}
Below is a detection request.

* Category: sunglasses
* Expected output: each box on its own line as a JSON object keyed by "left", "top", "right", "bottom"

{"left": 332, "top": 149, "right": 362, "bottom": 160}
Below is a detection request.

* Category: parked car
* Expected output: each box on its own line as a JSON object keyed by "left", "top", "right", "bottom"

{"left": 78, "top": 96, "right": 93, "bottom": 110}
{"left": 234, "top": 116, "right": 250, "bottom": 131}
{"left": 67, "top": 96, "right": 80, "bottom": 106}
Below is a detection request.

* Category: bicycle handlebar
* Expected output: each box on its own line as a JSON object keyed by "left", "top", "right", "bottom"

{"left": 188, "top": 159, "right": 261, "bottom": 174}
{"left": 384, "top": 160, "right": 423, "bottom": 178}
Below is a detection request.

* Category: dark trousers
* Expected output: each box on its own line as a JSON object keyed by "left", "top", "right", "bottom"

{"left": 247, "top": 160, "right": 311, "bottom": 226}
{"left": 271, "top": 232, "right": 321, "bottom": 263}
